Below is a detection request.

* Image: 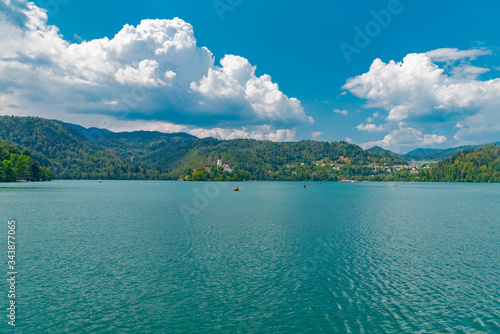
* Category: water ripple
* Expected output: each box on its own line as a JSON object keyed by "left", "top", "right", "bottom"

{"left": 0, "top": 181, "right": 499, "bottom": 332}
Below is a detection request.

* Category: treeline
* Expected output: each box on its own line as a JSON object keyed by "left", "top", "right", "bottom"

{"left": 0, "top": 116, "right": 407, "bottom": 181}
{"left": 186, "top": 167, "right": 252, "bottom": 181}
{"left": 1, "top": 116, "right": 498, "bottom": 182}
{"left": 0, "top": 141, "right": 52, "bottom": 182}
{"left": 0, "top": 116, "right": 171, "bottom": 180}
{"left": 172, "top": 138, "right": 406, "bottom": 180}
{"left": 183, "top": 144, "right": 500, "bottom": 183}
{"left": 417, "top": 144, "right": 500, "bottom": 182}
{"left": 185, "top": 162, "right": 396, "bottom": 182}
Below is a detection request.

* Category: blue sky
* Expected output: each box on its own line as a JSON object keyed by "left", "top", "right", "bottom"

{"left": 1, "top": 0, "right": 500, "bottom": 152}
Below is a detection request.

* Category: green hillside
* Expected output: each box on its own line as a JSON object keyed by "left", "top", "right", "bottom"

{"left": 80, "top": 127, "right": 200, "bottom": 173}
{"left": 0, "top": 140, "right": 52, "bottom": 182}
{"left": 80, "top": 129, "right": 407, "bottom": 181}
{"left": 2, "top": 116, "right": 497, "bottom": 182}
{"left": 0, "top": 116, "right": 167, "bottom": 180}
{"left": 417, "top": 144, "right": 500, "bottom": 182}
{"left": 0, "top": 116, "right": 408, "bottom": 181}
{"left": 78, "top": 127, "right": 406, "bottom": 180}
{"left": 172, "top": 138, "right": 407, "bottom": 181}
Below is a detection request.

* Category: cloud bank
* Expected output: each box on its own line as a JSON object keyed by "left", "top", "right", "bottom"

{"left": 0, "top": 0, "right": 312, "bottom": 140}
{"left": 343, "top": 48, "right": 500, "bottom": 151}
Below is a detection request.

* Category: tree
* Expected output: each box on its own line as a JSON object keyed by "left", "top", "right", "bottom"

{"left": 2, "top": 161, "right": 16, "bottom": 182}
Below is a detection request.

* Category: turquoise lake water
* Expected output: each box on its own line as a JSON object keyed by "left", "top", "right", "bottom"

{"left": 1, "top": 180, "right": 499, "bottom": 333}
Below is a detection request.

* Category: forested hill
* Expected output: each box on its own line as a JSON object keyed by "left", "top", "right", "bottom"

{"left": 400, "top": 144, "right": 499, "bottom": 161}
{"left": 369, "top": 143, "right": 500, "bottom": 162}
{"left": 0, "top": 116, "right": 172, "bottom": 179}
{"left": 417, "top": 144, "right": 500, "bottom": 182}
{"left": 0, "top": 141, "right": 52, "bottom": 181}
{"left": 1, "top": 116, "right": 498, "bottom": 182}
{"left": 0, "top": 116, "right": 407, "bottom": 181}
{"left": 169, "top": 138, "right": 407, "bottom": 180}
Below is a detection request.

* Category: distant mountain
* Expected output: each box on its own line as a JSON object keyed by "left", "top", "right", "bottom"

{"left": 172, "top": 138, "right": 408, "bottom": 180}
{"left": 1, "top": 115, "right": 498, "bottom": 182}
{"left": 110, "top": 130, "right": 197, "bottom": 140}
{"left": 417, "top": 144, "right": 500, "bottom": 182}
{"left": 67, "top": 123, "right": 201, "bottom": 172}
{"left": 0, "top": 116, "right": 168, "bottom": 179}
{"left": 84, "top": 128, "right": 200, "bottom": 172}
{"left": 401, "top": 143, "right": 500, "bottom": 161}
{"left": 67, "top": 123, "right": 197, "bottom": 141}
{"left": 0, "top": 116, "right": 407, "bottom": 181}
{"left": 367, "top": 142, "right": 500, "bottom": 162}
{"left": 85, "top": 133, "right": 408, "bottom": 181}
{"left": 367, "top": 146, "right": 401, "bottom": 158}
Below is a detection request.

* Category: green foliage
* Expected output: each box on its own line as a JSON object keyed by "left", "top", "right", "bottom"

{"left": 0, "top": 116, "right": 167, "bottom": 180}
{"left": 85, "top": 129, "right": 199, "bottom": 176}
{"left": 172, "top": 139, "right": 407, "bottom": 181}
{"left": 416, "top": 144, "right": 500, "bottom": 182}
{"left": 0, "top": 140, "right": 52, "bottom": 182}
{"left": 1, "top": 160, "right": 16, "bottom": 182}
{"left": 183, "top": 166, "right": 252, "bottom": 181}
{"left": 0, "top": 116, "right": 408, "bottom": 181}
{"left": 1, "top": 116, "right": 498, "bottom": 182}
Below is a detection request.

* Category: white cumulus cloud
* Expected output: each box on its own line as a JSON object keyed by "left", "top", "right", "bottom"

{"left": 344, "top": 48, "right": 500, "bottom": 150}
{"left": 0, "top": 0, "right": 312, "bottom": 140}
{"left": 361, "top": 123, "right": 447, "bottom": 153}
{"left": 191, "top": 55, "right": 313, "bottom": 125}
{"left": 82, "top": 119, "right": 297, "bottom": 142}
{"left": 191, "top": 125, "right": 297, "bottom": 142}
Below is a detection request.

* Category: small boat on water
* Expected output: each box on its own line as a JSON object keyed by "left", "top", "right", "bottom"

{"left": 98, "top": 180, "right": 102, "bottom": 183}
{"left": 393, "top": 184, "right": 397, "bottom": 187}
{"left": 303, "top": 185, "right": 307, "bottom": 188}
{"left": 234, "top": 187, "right": 240, "bottom": 191}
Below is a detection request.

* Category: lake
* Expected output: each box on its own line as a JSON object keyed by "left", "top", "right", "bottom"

{"left": 1, "top": 181, "right": 499, "bottom": 333}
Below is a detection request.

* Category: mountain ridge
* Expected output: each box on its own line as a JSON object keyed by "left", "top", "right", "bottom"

{"left": 1, "top": 115, "right": 498, "bottom": 182}
{"left": 63, "top": 121, "right": 500, "bottom": 161}
{"left": 0, "top": 116, "right": 406, "bottom": 180}
{"left": 67, "top": 123, "right": 197, "bottom": 141}
{"left": 369, "top": 143, "right": 500, "bottom": 161}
